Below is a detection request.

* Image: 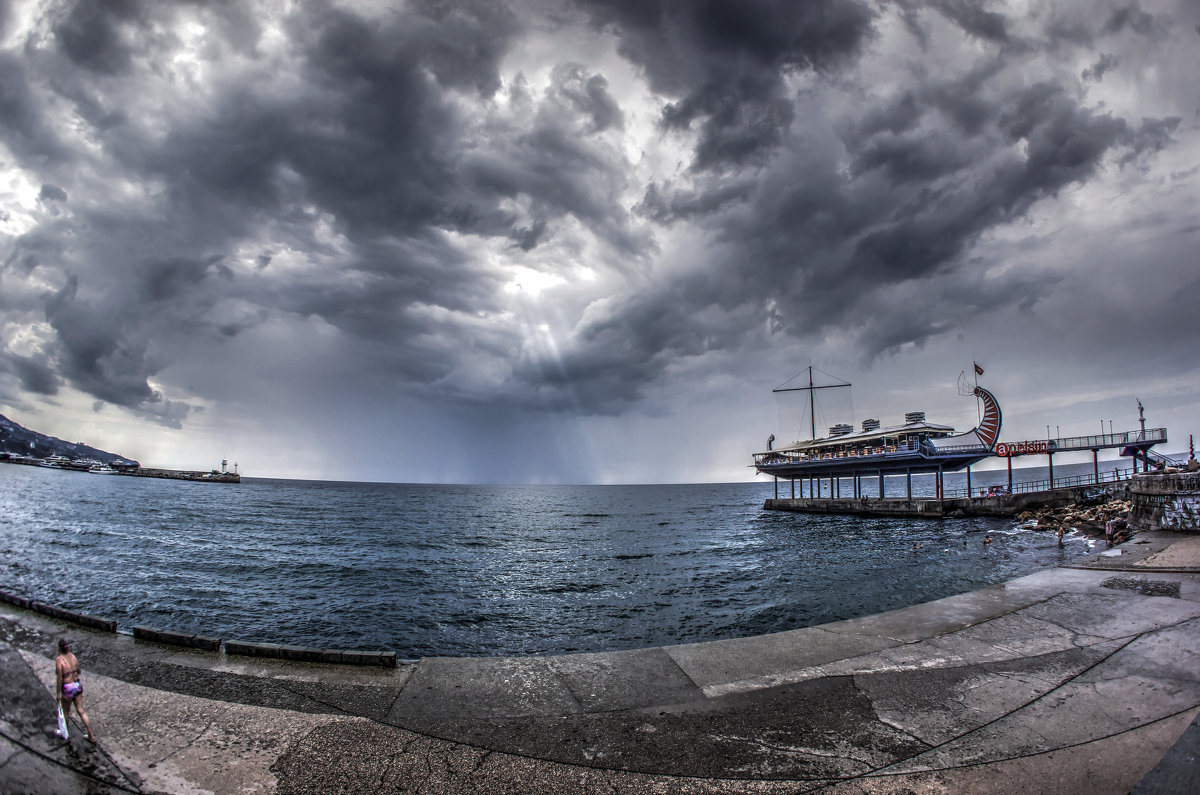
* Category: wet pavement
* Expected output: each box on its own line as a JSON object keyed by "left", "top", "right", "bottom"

{"left": 2, "top": 530, "right": 1198, "bottom": 793}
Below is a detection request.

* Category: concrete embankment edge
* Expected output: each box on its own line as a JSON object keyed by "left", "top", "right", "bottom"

{"left": 0, "top": 588, "right": 117, "bottom": 633}
{"left": 131, "top": 625, "right": 222, "bottom": 652}
{"left": 0, "top": 588, "right": 394, "bottom": 667}
{"left": 223, "top": 639, "right": 396, "bottom": 667}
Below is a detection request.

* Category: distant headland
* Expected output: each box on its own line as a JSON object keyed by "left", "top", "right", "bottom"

{"left": 0, "top": 413, "right": 239, "bottom": 483}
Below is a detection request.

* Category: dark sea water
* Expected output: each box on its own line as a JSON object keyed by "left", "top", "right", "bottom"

{"left": 0, "top": 463, "right": 1104, "bottom": 658}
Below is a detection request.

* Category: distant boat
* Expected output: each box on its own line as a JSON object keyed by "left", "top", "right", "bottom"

{"left": 38, "top": 454, "right": 92, "bottom": 471}
{"left": 753, "top": 369, "right": 1002, "bottom": 479}
{"left": 88, "top": 464, "right": 119, "bottom": 475}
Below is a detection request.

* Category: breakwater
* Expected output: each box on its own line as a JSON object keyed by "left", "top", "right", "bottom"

{"left": 131, "top": 467, "right": 240, "bottom": 483}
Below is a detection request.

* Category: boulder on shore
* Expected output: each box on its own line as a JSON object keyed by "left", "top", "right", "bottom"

{"left": 1021, "top": 498, "right": 1132, "bottom": 539}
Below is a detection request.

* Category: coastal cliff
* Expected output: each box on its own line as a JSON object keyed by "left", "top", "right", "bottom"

{"left": 0, "top": 413, "right": 137, "bottom": 467}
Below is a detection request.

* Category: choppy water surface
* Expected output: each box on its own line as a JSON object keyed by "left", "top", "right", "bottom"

{"left": 0, "top": 465, "right": 1093, "bottom": 657}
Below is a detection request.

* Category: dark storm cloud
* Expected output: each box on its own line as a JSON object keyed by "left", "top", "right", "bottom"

{"left": 553, "top": 64, "right": 623, "bottom": 134}
{"left": 54, "top": 0, "right": 146, "bottom": 76}
{"left": 3, "top": 352, "right": 60, "bottom": 396}
{"left": 1103, "top": 4, "right": 1155, "bottom": 35}
{"left": 38, "top": 184, "right": 68, "bottom": 202}
{"left": 542, "top": 3, "right": 1187, "bottom": 410}
{"left": 1, "top": 0, "right": 648, "bottom": 423}
{"left": 581, "top": 0, "right": 875, "bottom": 170}
{"left": 41, "top": 275, "right": 192, "bottom": 427}
{"left": 0, "top": 54, "right": 69, "bottom": 161}
{"left": 635, "top": 178, "right": 756, "bottom": 224}
{"left": 512, "top": 219, "right": 549, "bottom": 251}
{"left": 1, "top": 0, "right": 1194, "bottom": 436}
{"left": 929, "top": 0, "right": 1009, "bottom": 44}
{"left": 515, "top": 281, "right": 758, "bottom": 411}
{"left": 809, "top": 78, "right": 1173, "bottom": 311}
{"left": 1082, "top": 53, "right": 1120, "bottom": 82}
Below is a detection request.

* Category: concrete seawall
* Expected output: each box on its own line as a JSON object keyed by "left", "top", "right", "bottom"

{"left": 0, "top": 588, "right": 395, "bottom": 667}
{"left": 0, "top": 589, "right": 117, "bottom": 634}
{"left": 1130, "top": 471, "right": 1200, "bottom": 532}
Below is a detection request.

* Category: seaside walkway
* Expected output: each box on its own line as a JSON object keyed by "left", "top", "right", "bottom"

{"left": 2, "top": 532, "right": 1199, "bottom": 794}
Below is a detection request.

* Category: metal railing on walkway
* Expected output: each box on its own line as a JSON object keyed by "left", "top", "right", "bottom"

{"left": 1145, "top": 448, "right": 1187, "bottom": 468}
{"left": 1042, "top": 428, "right": 1166, "bottom": 453}
{"left": 943, "top": 466, "right": 1134, "bottom": 500}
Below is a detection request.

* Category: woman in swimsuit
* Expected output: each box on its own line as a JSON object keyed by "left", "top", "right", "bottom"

{"left": 54, "top": 639, "right": 95, "bottom": 742}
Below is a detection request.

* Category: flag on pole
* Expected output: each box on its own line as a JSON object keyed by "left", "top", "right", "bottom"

{"left": 974, "top": 362, "right": 984, "bottom": 376}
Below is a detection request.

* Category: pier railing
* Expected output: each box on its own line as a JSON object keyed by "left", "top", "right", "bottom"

{"left": 1145, "top": 448, "right": 1187, "bottom": 468}
{"left": 943, "top": 466, "right": 1134, "bottom": 499}
{"left": 1042, "top": 427, "right": 1167, "bottom": 453}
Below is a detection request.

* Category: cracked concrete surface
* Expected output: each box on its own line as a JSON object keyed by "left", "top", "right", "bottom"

{"left": 2, "top": 530, "right": 1198, "bottom": 793}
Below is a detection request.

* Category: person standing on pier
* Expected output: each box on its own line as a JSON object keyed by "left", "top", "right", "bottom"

{"left": 54, "top": 639, "right": 96, "bottom": 742}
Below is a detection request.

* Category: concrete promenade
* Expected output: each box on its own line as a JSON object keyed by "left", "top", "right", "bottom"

{"left": 2, "top": 531, "right": 1199, "bottom": 794}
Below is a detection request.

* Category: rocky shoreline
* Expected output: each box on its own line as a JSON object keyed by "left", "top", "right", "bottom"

{"left": 1018, "top": 497, "right": 1132, "bottom": 545}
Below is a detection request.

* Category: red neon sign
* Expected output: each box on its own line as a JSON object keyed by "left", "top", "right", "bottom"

{"left": 995, "top": 441, "right": 1049, "bottom": 457}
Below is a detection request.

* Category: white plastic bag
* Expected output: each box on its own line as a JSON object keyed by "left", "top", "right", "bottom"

{"left": 56, "top": 703, "right": 69, "bottom": 739}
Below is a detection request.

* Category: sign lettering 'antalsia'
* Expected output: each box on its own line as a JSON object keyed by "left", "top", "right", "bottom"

{"left": 995, "top": 441, "right": 1049, "bottom": 457}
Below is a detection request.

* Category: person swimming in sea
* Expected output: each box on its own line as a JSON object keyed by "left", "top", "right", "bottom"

{"left": 983, "top": 536, "right": 993, "bottom": 545}
{"left": 55, "top": 639, "right": 96, "bottom": 742}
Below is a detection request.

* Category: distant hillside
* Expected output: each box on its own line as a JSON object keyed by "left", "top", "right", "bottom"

{"left": 0, "top": 414, "right": 138, "bottom": 467}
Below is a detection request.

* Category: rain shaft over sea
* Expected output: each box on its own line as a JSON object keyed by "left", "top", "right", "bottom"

{"left": 1, "top": 464, "right": 1100, "bottom": 658}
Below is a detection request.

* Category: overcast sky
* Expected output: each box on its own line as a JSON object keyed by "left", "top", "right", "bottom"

{"left": 1, "top": 0, "right": 1197, "bottom": 484}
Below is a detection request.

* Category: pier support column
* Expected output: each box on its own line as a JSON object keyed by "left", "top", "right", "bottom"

{"left": 906, "top": 468, "right": 912, "bottom": 500}
{"left": 835, "top": 476, "right": 840, "bottom": 498}
{"left": 774, "top": 476, "right": 778, "bottom": 499}
{"left": 966, "top": 466, "right": 972, "bottom": 498}
{"left": 1008, "top": 457, "right": 1013, "bottom": 492}
{"left": 791, "top": 478, "right": 795, "bottom": 499}
{"left": 1092, "top": 449, "right": 1099, "bottom": 484}
{"left": 1048, "top": 453, "right": 1054, "bottom": 488}
{"left": 878, "top": 470, "right": 884, "bottom": 499}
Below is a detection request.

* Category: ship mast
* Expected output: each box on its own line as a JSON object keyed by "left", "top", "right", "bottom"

{"left": 773, "top": 366, "right": 852, "bottom": 441}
